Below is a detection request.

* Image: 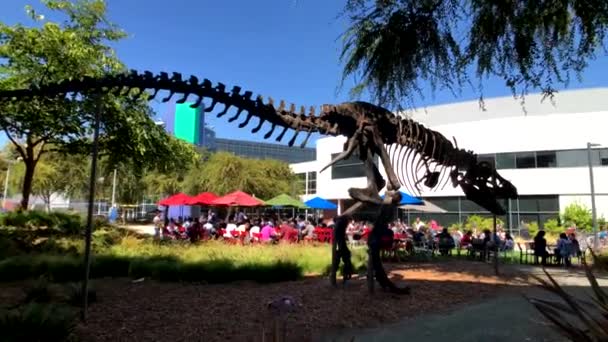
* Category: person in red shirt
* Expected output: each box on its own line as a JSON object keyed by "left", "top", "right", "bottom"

{"left": 280, "top": 222, "right": 299, "bottom": 243}
{"left": 460, "top": 230, "right": 473, "bottom": 248}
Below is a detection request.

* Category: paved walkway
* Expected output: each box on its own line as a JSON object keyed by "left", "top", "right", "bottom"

{"left": 317, "top": 266, "right": 608, "bottom": 342}
{"left": 122, "top": 224, "right": 154, "bottom": 236}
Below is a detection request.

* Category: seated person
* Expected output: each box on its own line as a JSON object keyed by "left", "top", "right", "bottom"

{"left": 301, "top": 222, "right": 315, "bottom": 240}
{"left": 260, "top": 222, "right": 278, "bottom": 243}
{"left": 437, "top": 228, "right": 455, "bottom": 256}
{"left": 280, "top": 223, "right": 299, "bottom": 243}
{"left": 502, "top": 233, "right": 515, "bottom": 251}
{"left": 224, "top": 221, "right": 237, "bottom": 238}
{"left": 460, "top": 231, "right": 473, "bottom": 248}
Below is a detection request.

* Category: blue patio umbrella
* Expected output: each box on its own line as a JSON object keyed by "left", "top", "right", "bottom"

{"left": 380, "top": 191, "right": 424, "bottom": 205}
{"left": 304, "top": 197, "right": 338, "bottom": 210}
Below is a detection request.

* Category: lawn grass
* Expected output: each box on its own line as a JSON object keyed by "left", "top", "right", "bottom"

{"left": 0, "top": 237, "right": 367, "bottom": 283}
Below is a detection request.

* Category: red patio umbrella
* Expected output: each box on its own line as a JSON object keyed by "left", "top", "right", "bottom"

{"left": 186, "top": 192, "right": 218, "bottom": 206}
{"left": 211, "top": 190, "right": 264, "bottom": 207}
{"left": 158, "top": 193, "right": 193, "bottom": 206}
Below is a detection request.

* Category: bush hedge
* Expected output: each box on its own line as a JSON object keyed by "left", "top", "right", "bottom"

{"left": 0, "top": 254, "right": 306, "bottom": 283}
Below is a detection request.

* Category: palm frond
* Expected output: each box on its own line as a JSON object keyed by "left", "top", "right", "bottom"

{"left": 526, "top": 255, "right": 608, "bottom": 341}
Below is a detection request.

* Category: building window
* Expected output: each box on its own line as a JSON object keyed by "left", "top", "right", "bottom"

{"left": 536, "top": 151, "right": 556, "bottom": 168}
{"left": 556, "top": 150, "right": 587, "bottom": 167}
{"left": 295, "top": 173, "right": 306, "bottom": 195}
{"left": 515, "top": 152, "right": 536, "bottom": 168}
{"left": 599, "top": 149, "right": 608, "bottom": 166}
{"left": 331, "top": 154, "right": 367, "bottom": 179}
{"left": 477, "top": 154, "right": 496, "bottom": 168}
{"left": 496, "top": 153, "right": 516, "bottom": 169}
{"left": 306, "top": 172, "right": 317, "bottom": 194}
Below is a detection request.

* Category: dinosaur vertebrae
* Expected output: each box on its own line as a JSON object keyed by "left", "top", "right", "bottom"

{"left": 0, "top": 70, "right": 341, "bottom": 148}
{"left": 0, "top": 69, "right": 478, "bottom": 196}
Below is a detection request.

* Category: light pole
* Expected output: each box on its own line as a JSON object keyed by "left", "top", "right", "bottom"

{"left": 111, "top": 168, "right": 117, "bottom": 208}
{"left": 587, "top": 142, "right": 601, "bottom": 250}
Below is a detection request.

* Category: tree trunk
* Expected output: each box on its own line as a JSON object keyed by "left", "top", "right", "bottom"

{"left": 44, "top": 193, "right": 51, "bottom": 212}
{"left": 20, "top": 159, "right": 36, "bottom": 211}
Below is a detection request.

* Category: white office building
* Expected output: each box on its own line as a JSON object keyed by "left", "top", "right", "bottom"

{"left": 291, "top": 88, "right": 608, "bottom": 229}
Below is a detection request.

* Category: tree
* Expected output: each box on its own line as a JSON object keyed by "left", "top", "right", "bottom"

{"left": 0, "top": 0, "right": 197, "bottom": 209}
{"left": 562, "top": 202, "right": 592, "bottom": 231}
{"left": 341, "top": 0, "right": 608, "bottom": 108}
{"left": 181, "top": 152, "right": 301, "bottom": 200}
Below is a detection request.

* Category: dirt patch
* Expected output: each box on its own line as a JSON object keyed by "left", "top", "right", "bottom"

{"left": 48, "top": 261, "right": 517, "bottom": 341}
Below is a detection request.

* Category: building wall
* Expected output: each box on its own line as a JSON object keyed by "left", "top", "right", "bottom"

{"left": 173, "top": 103, "right": 201, "bottom": 144}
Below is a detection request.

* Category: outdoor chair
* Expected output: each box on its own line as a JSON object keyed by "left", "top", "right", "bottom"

{"left": 517, "top": 242, "right": 534, "bottom": 264}
{"left": 314, "top": 228, "right": 332, "bottom": 244}
{"left": 413, "top": 241, "right": 433, "bottom": 260}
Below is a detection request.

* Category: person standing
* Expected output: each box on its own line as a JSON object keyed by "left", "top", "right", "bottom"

{"left": 152, "top": 210, "right": 162, "bottom": 240}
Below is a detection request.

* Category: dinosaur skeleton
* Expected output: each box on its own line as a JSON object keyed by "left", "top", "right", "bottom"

{"left": 0, "top": 70, "right": 518, "bottom": 293}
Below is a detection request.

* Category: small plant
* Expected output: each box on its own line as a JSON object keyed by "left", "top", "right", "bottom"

{"left": 525, "top": 249, "right": 608, "bottom": 341}
{"left": 22, "top": 278, "right": 53, "bottom": 304}
{"left": 65, "top": 282, "right": 97, "bottom": 307}
{"left": 0, "top": 303, "right": 77, "bottom": 342}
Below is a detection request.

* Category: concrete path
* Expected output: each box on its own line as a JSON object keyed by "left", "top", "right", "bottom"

{"left": 317, "top": 267, "right": 608, "bottom": 342}
{"left": 121, "top": 224, "right": 154, "bottom": 236}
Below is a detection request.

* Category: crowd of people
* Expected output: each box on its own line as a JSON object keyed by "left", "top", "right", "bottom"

{"left": 532, "top": 230, "right": 582, "bottom": 267}
{"left": 151, "top": 211, "right": 517, "bottom": 253}
{"left": 150, "top": 210, "right": 596, "bottom": 268}
{"left": 152, "top": 209, "right": 328, "bottom": 244}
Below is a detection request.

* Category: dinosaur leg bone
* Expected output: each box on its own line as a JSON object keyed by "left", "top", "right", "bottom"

{"left": 371, "top": 128, "right": 401, "bottom": 192}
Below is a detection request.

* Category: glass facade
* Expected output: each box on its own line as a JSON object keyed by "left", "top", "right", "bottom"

{"left": 210, "top": 138, "right": 316, "bottom": 163}
{"left": 405, "top": 195, "right": 560, "bottom": 232}
{"left": 165, "top": 103, "right": 316, "bottom": 164}
{"left": 480, "top": 148, "right": 608, "bottom": 170}
{"left": 331, "top": 154, "right": 378, "bottom": 179}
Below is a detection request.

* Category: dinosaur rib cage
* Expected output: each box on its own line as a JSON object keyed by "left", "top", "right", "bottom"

{"left": 384, "top": 115, "right": 478, "bottom": 198}
{"left": 0, "top": 70, "right": 338, "bottom": 149}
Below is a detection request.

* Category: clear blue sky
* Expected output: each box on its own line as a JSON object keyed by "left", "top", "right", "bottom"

{"left": 1, "top": 0, "right": 608, "bottom": 147}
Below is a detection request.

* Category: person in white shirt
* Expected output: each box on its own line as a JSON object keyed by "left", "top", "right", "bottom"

{"left": 249, "top": 222, "right": 261, "bottom": 241}
{"left": 224, "top": 221, "right": 237, "bottom": 238}
{"left": 414, "top": 217, "right": 424, "bottom": 231}
{"left": 236, "top": 222, "right": 248, "bottom": 232}
{"left": 152, "top": 210, "right": 162, "bottom": 239}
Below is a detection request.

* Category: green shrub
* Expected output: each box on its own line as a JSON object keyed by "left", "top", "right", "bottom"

{"left": 0, "top": 211, "right": 30, "bottom": 228}
{"left": 0, "top": 256, "right": 35, "bottom": 281}
{"left": 0, "top": 303, "right": 77, "bottom": 342}
{"left": 464, "top": 215, "right": 504, "bottom": 231}
{"left": 562, "top": 202, "right": 592, "bottom": 231}
{"left": 22, "top": 278, "right": 53, "bottom": 304}
{"left": 0, "top": 210, "right": 84, "bottom": 235}
{"left": 543, "top": 219, "right": 564, "bottom": 234}
{"left": 594, "top": 253, "right": 608, "bottom": 272}
{"left": 528, "top": 221, "right": 539, "bottom": 236}
{"left": 52, "top": 212, "right": 84, "bottom": 235}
